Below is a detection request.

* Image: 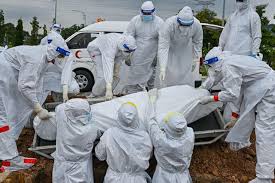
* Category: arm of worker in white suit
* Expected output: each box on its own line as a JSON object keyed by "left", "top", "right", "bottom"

{"left": 218, "top": 66, "right": 243, "bottom": 103}
{"left": 61, "top": 55, "right": 75, "bottom": 102}
{"left": 18, "top": 62, "right": 43, "bottom": 105}
{"left": 200, "top": 67, "right": 222, "bottom": 90}
{"left": 219, "top": 17, "right": 232, "bottom": 50}
{"left": 95, "top": 132, "right": 107, "bottom": 161}
{"left": 158, "top": 22, "right": 171, "bottom": 80}
{"left": 124, "top": 17, "right": 136, "bottom": 37}
{"left": 251, "top": 13, "right": 262, "bottom": 55}
{"left": 192, "top": 20, "right": 203, "bottom": 60}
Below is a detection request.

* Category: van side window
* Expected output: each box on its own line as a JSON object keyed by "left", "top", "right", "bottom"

{"left": 67, "top": 33, "right": 97, "bottom": 49}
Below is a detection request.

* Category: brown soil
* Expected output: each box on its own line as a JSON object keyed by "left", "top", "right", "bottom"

{"left": 1, "top": 129, "right": 274, "bottom": 183}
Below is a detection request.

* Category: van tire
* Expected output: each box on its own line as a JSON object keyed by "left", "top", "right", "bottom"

{"left": 74, "top": 70, "right": 94, "bottom": 92}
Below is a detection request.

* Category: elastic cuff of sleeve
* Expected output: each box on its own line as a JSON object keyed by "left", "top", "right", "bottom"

{"left": 213, "top": 95, "right": 219, "bottom": 101}
{"left": 232, "top": 112, "right": 239, "bottom": 118}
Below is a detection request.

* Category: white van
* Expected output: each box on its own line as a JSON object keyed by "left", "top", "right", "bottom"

{"left": 66, "top": 21, "right": 223, "bottom": 92}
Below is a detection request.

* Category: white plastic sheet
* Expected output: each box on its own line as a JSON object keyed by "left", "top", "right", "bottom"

{"left": 91, "top": 85, "right": 222, "bottom": 131}
{"left": 33, "top": 112, "right": 57, "bottom": 140}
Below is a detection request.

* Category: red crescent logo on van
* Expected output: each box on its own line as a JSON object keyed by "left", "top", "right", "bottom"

{"left": 75, "top": 50, "right": 81, "bottom": 59}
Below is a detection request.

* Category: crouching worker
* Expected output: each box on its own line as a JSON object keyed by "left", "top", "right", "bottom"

{"left": 199, "top": 47, "right": 275, "bottom": 183}
{"left": 52, "top": 99, "right": 100, "bottom": 183}
{"left": 95, "top": 102, "right": 153, "bottom": 183}
{"left": 145, "top": 89, "right": 195, "bottom": 183}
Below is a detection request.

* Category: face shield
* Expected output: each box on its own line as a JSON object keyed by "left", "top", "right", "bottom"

{"left": 117, "top": 102, "right": 139, "bottom": 130}
{"left": 141, "top": 8, "right": 155, "bottom": 22}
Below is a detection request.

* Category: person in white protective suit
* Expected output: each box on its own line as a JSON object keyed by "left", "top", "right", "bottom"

{"left": 218, "top": 0, "right": 262, "bottom": 126}
{"left": 199, "top": 47, "right": 275, "bottom": 183}
{"left": 87, "top": 34, "right": 137, "bottom": 99}
{"left": 219, "top": 0, "right": 261, "bottom": 57}
{"left": 95, "top": 102, "right": 153, "bottom": 183}
{"left": 40, "top": 24, "right": 62, "bottom": 45}
{"left": 52, "top": 99, "right": 100, "bottom": 183}
{"left": 122, "top": 1, "right": 164, "bottom": 94}
{"left": 40, "top": 24, "right": 79, "bottom": 103}
{"left": 144, "top": 89, "right": 195, "bottom": 183}
{"left": 0, "top": 35, "right": 71, "bottom": 172}
{"left": 157, "top": 6, "right": 203, "bottom": 88}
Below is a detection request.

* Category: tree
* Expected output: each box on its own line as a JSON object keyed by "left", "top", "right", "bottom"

{"left": 196, "top": 9, "right": 223, "bottom": 56}
{"left": 4, "top": 23, "right": 16, "bottom": 47}
{"left": 28, "top": 16, "right": 40, "bottom": 45}
{"left": 61, "top": 24, "right": 84, "bottom": 39}
{"left": 42, "top": 24, "right": 47, "bottom": 37}
{"left": 256, "top": 5, "right": 275, "bottom": 68}
{"left": 0, "top": 10, "right": 5, "bottom": 45}
{"left": 14, "top": 19, "right": 24, "bottom": 46}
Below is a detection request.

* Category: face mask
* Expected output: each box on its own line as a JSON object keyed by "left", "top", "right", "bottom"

{"left": 142, "top": 15, "right": 154, "bottom": 22}
{"left": 236, "top": 2, "right": 248, "bottom": 10}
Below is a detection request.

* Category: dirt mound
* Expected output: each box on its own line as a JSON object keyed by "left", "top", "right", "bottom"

{"left": 1, "top": 129, "right": 274, "bottom": 183}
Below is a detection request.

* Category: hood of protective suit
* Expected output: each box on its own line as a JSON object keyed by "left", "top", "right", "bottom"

{"left": 236, "top": 0, "right": 249, "bottom": 11}
{"left": 117, "top": 102, "right": 140, "bottom": 131}
{"left": 117, "top": 35, "right": 137, "bottom": 52}
{"left": 140, "top": 1, "right": 155, "bottom": 22}
{"left": 64, "top": 99, "right": 92, "bottom": 125}
{"left": 177, "top": 6, "right": 194, "bottom": 26}
{"left": 163, "top": 112, "right": 187, "bottom": 139}
{"left": 46, "top": 33, "right": 70, "bottom": 61}
{"left": 52, "top": 23, "right": 62, "bottom": 34}
{"left": 204, "top": 47, "right": 226, "bottom": 71}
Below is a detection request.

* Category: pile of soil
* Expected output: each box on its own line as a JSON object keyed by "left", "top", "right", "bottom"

{"left": 1, "top": 129, "right": 274, "bottom": 183}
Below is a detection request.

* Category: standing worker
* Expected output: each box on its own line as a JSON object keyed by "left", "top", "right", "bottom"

{"left": 123, "top": 1, "right": 164, "bottom": 94}
{"left": 40, "top": 24, "right": 62, "bottom": 45}
{"left": 199, "top": 47, "right": 275, "bottom": 183}
{"left": 218, "top": 0, "right": 262, "bottom": 126}
{"left": 145, "top": 89, "right": 195, "bottom": 183}
{"left": 157, "top": 6, "right": 203, "bottom": 88}
{"left": 52, "top": 99, "right": 100, "bottom": 183}
{"left": 219, "top": 0, "right": 261, "bottom": 57}
{"left": 95, "top": 102, "right": 153, "bottom": 182}
{"left": 0, "top": 35, "right": 71, "bottom": 172}
{"left": 87, "top": 34, "right": 137, "bottom": 99}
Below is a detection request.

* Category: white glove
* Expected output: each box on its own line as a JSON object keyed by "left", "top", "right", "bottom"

{"left": 33, "top": 103, "right": 52, "bottom": 120}
{"left": 63, "top": 85, "right": 69, "bottom": 103}
{"left": 159, "top": 68, "right": 166, "bottom": 81}
{"left": 105, "top": 83, "right": 113, "bottom": 100}
{"left": 148, "top": 88, "right": 158, "bottom": 104}
{"left": 199, "top": 96, "right": 217, "bottom": 105}
{"left": 224, "top": 113, "right": 238, "bottom": 129}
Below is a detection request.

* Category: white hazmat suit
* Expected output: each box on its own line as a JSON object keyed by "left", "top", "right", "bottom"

{"left": 52, "top": 99, "right": 99, "bottom": 183}
{"left": 219, "top": 0, "right": 261, "bottom": 56}
{"left": 123, "top": 1, "right": 164, "bottom": 93}
{"left": 145, "top": 89, "right": 194, "bottom": 183}
{"left": 157, "top": 6, "right": 203, "bottom": 88}
{"left": 200, "top": 47, "right": 275, "bottom": 182}
{"left": 87, "top": 33, "right": 137, "bottom": 99}
{"left": 95, "top": 102, "right": 153, "bottom": 183}
{"left": 41, "top": 29, "right": 80, "bottom": 102}
{"left": 0, "top": 36, "right": 70, "bottom": 172}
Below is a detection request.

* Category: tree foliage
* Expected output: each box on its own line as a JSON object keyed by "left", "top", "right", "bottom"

{"left": 14, "top": 19, "right": 24, "bottom": 46}
{"left": 61, "top": 24, "right": 84, "bottom": 40}
{"left": 28, "top": 16, "right": 40, "bottom": 45}
{"left": 196, "top": 9, "right": 223, "bottom": 56}
{"left": 256, "top": 5, "right": 275, "bottom": 68}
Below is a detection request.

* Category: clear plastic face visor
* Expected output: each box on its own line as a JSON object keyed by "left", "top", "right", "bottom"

{"left": 177, "top": 17, "right": 194, "bottom": 26}
{"left": 56, "top": 47, "right": 70, "bottom": 58}
{"left": 141, "top": 8, "right": 155, "bottom": 15}
{"left": 123, "top": 44, "right": 136, "bottom": 53}
{"left": 203, "top": 56, "right": 220, "bottom": 66}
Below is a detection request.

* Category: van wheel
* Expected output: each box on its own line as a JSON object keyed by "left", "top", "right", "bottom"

{"left": 74, "top": 70, "right": 94, "bottom": 92}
